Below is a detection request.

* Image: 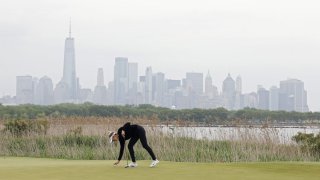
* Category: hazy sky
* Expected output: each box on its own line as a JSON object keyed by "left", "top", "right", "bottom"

{"left": 1, "top": 0, "right": 320, "bottom": 111}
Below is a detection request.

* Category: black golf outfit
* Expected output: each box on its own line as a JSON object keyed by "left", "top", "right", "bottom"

{"left": 117, "top": 122, "right": 156, "bottom": 162}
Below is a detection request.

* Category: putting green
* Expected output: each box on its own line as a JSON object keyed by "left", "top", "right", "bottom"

{"left": 0, "top": 157, "right": 319, "bottom": 180}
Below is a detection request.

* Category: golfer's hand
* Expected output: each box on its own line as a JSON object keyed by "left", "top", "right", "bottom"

{"left": 114, "top": 160, "right": 120, "bottom": 166}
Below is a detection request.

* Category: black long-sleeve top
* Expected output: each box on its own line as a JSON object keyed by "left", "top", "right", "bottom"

{"left": 117, "top": 122, "right": 138, "bottom": 161}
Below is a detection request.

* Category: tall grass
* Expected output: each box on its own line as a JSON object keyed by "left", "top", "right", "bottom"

{"left": 0, "top": 117, "right": 319, "bottom": 162}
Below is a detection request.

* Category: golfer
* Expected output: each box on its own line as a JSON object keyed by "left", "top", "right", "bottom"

{"left": 110, "top": 122, "right": 159, "bottom": 168}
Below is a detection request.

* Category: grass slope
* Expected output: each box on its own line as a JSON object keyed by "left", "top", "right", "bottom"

{"left": 0, "top": 157, "right": 319, "bottom": 180}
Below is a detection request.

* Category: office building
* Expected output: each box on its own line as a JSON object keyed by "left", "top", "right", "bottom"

{"left": 16, "top": 76, "right": 34, "bottom": 104}
{"left": 222, "top": 73, "right": 236, "bottom": 110}
{"left": 114, "top": 57, "right": 128, "bottom": 105}
{"left": 61, "top": 22, "right": 77, "bottom": 100}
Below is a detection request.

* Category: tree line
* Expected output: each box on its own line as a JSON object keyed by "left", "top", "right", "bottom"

{"left": 0, "top": 103, "right": 320, "bottom": 124}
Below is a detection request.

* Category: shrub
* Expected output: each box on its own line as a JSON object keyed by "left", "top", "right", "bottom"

{"left": 292, "top": 132, "right": 320, "bottom": 155}
{"left": 4, "top": 119, "right": 49, "bottom": 136}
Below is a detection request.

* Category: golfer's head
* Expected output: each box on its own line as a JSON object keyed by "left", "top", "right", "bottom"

{"left": 109, "top": 131, "right": 119, "bottom": 144}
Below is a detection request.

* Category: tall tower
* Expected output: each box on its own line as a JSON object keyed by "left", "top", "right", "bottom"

{"left": 205, "top": 71, "right": 213, "bottom": 98}
{"left": 36, "top": 76, "right": 54, "bottom": 105}
{"left": 186, "top": 72, "right": 203, "bottom": 95}
{"left": 269, "top": 86, "right": 279, "bottom": 111}
{"left": 257, "top": 86, "right": 269, "bottom": 110}
{"left": 62, "top": 20, "right": 77, "bottom": 100}
{"left": 97, "top": 68, "right": 104, "bottom": 86}
{"left": 93, "top": 68, "right": 107, "bottom": 105}
{"left": 16, "top": 76, "right": 34, "bottom": 104}
{"left": 145, "top": 67, "right": 153, "bottom": 104}
{"left": 235, "top": 75, "right": 242, "bottom": 94}
{"left": 279, "top": 79, "right": 308, "bottom": 112}
{"left": 234, "top": 75, "right": 242, "bottom": 109}
{"left": 114, "top": 57, "right": 128, "bottom": 105}
{"left": 222, "top": 73, "right": 236, "bottom": 110}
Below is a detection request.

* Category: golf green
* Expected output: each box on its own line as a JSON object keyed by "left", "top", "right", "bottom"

{"left": 0, "top": 157, "right": 319, "bottom": 180}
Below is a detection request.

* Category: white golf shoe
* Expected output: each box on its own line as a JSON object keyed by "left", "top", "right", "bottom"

{"left": 150, "top": 159, "right": 159, "bottom": 167}
{"left": 128, "top": 162, "right": 138, "bottom": 168}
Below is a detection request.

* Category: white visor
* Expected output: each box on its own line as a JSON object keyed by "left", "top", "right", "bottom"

{"left": 109, "top": 132, "right": 115, "bottom": 144}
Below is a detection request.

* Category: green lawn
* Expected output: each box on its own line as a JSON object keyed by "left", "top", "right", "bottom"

{"left": 0, "top": 157, "right": 319, "bottom": 180}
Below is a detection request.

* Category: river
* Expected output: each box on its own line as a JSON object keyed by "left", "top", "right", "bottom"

{"left": 159, "top": 126, "right": 320, "bottom": 144}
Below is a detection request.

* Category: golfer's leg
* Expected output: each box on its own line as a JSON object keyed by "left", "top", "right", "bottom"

{"left": 128, "top": 137, "right": 139, "bottom": 162}
{"left": 139, "top": 129, "right": 157, "bottom": 160}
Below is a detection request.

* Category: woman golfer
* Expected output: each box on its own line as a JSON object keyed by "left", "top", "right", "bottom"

{"left": 110, "top": 122, "right": 159, "bottom": 168}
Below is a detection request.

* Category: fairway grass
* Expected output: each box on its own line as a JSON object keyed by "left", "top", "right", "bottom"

{"left": 0, "top": 157, "right": 319, "bottom": 180}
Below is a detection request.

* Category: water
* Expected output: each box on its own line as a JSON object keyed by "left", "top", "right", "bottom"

{"left": 159, "top": 126, "right": 320, "bottom": 144}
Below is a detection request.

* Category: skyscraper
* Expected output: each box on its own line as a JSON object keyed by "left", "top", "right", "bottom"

{"left": 234, "top": 75, "right": 243, "bottom": 110}
{"left": 222, "top": 73, "right": 236, "bottom": 110}
{"left": 153, "top": 72, "right": 165, "bottom": 106}
{"left": 16, "top": 76, "right": 34, "bottom": 104}
{"left": 93, "top": 68, "right": 107, "bottom": 105}
{"left": 269, "top": 86, "right": 279, "bottom": 111}
{"left": 166, "top": 79, "right": 181, "bottom": 90}
{"left": 242, "top": 92, "right": 258, "bottom": 108}
{"left": 61, "top": 21, "right": 77, "bottom": 101}
{"left": 257, "top": 86, "right": 269, "bottom": 110}
{"left": 54, "top": 81, "right": 69, "bottom": 104}
{"left": 36, "top": 76, "right": 54, "bottom": 105}
{"left": 145, "top": 67, "right": 153, "bottom": 104}
{"left": 205, "top": 71, "right": 214, "bottom": 98}
{"left": 114, "top": 57, "right": 128, "bottom": 105}
{"left": 279, "top": 79, "right": 309, "bottom": 112}
{"left": 186, "top": 72, "right": 203, "bottom": 95}
{"left": 235, "top": 75, "right": 242, "bottom": 94}
{"left": 97, "top": 68, "right": 105, "bottom": 86}
{"left": 127, "top": 63, "right": 138, "bottom": 105}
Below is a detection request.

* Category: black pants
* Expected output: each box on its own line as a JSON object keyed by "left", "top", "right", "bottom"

{"left": 128, "top": 126, "right": 156, "bottom": 162}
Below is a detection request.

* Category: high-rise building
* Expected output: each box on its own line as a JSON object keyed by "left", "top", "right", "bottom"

{"left": 114, "top": 57, "right": 128, "bottom": 105}
{"left": 145, "top": 67, "right": 153, "bottom": 104}
{"left": 186, "top": 72, "right": 203, "bottom": 95}
{"left": 235, "top": 75, "right": 242, "bottom": 94}
{"left": 32, "top": 77, "right": 39, "bottom": 103}
{"left": 106, "top": 81, "right": 114, "bottom": 105}
{"left": 222, "top": 73, "right": 236, "bottom": 110}
{"left": 128, "top": 63, "right": 138, "bottom": 92}
{"left": 78, "top": 88, "right": 93, "bottom": 103}
{"left": 303, "top": 90, "right": 309, "bottom": 112}
{"left": 97, "top": 68, "right": 105, "bottom": 86}
{"left": 205, "top": 71, "right": 214, "bottom": 99}
{"left": 279, "top": 79, "right": 309, "bottom": 112}
{"left": 269, "top": 86, "right": 279, "bottom": 111}
{"left": 93, "top": 68, "right": 107, "bottom": 105}
{"left": 16, "top": 76, "right": 34, "bottom": 104}
{"left": 36, "top": 76, "right": 54, "bottom": 105}
{"left": 257, "top": 86, "right": 269, "bottom": 110}
{"left": 61, "top": 21, "right": 77, "bottom": 101}
{"left": 153, "top": 72, "right": 165, "bottom": 106}
{"left": 137, "top": 76, "right": 146, "bottom": 105}
{"left": 234, "top": 75, "right": 242, "bottom": 110}
{"left": 243, "top": 92, "right": 258, "bottom": 108}
{"left": 127, "top": 63, "right": 138, "bottom": 104}
{"left": 166, "top": 79, "right": 181, "bottom": 90}
{"left": 54, "top": 81, "right": 69, "bottom": 104}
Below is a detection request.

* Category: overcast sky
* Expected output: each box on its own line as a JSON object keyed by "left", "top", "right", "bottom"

{"left": 0, "top": 0, "right": 320, "bottom": 111}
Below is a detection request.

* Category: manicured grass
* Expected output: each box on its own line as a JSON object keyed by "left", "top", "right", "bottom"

{"left": 0, "top": 157, "right": 319, "bottom": 180}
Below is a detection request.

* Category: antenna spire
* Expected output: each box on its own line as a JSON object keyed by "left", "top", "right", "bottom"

{"left": 69, "top": 18, "right": 72, "bottom": 38}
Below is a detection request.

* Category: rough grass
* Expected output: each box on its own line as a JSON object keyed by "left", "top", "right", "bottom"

{"left": 0, "top": 157, "right": 319, "bottom": 180}
{"left": 0, "top": 117, "right": 319, "bottom": 162}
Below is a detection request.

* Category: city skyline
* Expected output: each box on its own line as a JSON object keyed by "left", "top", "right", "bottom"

{"left": 1, "top": 0, "right": 320, "bottom": 110}
{"left": 3, "top": 25, "right": 310, "bottom": 112}
{"left": 8, "top": 57, "right": 309, "bottom": 112}
{"left": 0, "top": 26, "right": 313, "bottom": 112}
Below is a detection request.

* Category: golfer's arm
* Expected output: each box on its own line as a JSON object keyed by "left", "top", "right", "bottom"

{"left": 118, "top": 141, "right": 124, "bottom": 161}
